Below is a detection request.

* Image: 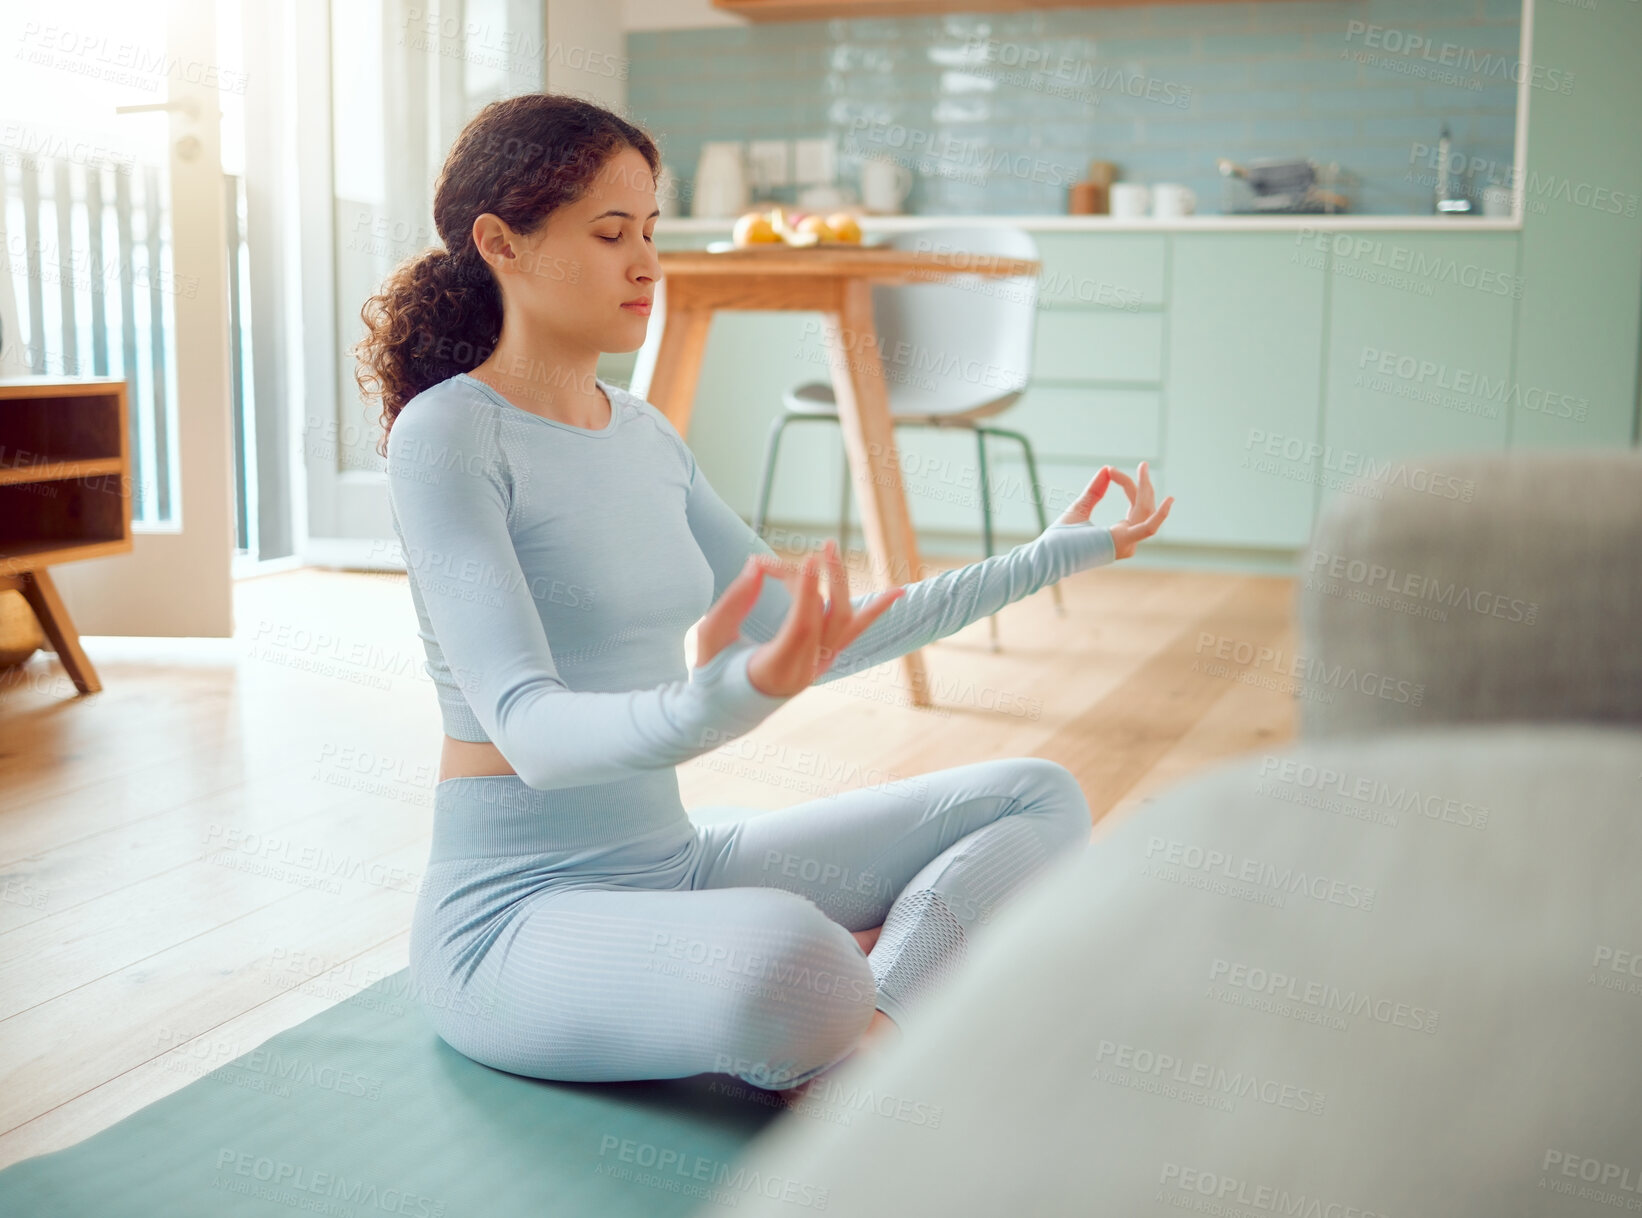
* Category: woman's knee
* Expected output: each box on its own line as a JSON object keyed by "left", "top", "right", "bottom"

{"left": 1010, "top": 757, "right": 1093, "bottom": 850}
{"left": 716, "top": 889, "right": 876, "bottom": 1089}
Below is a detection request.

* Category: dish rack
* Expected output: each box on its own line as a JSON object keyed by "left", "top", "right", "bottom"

{"left": 1217, "top": 158, "right": 1354, "bottom": 214}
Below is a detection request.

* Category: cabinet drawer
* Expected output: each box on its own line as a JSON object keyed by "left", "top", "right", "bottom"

{"left": 1034, "top": 310, "right": 1164, "bottom": 382}
{"left": 1000, "top": 386, "right": 1160, "bottom": 463}
{"left": 1034, "top": 233, "right": 1166, "bottom": 309}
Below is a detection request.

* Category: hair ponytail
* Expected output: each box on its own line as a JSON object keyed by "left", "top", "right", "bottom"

{"left": 354, "top": 93, "right": 659, "bottom": 459}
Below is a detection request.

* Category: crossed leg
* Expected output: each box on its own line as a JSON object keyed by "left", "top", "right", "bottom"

{"left": 690, "top": 756, "right": 1093, "bottom": 1082}
{"left": 413, "top": 758, "right": 1090, "bottom": 1093}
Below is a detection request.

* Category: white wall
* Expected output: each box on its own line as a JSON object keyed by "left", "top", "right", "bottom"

{"left": 546, "top": 0, "right": 629, "bottom": 111}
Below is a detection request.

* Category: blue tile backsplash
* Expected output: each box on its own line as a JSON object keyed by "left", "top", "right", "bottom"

{"left": 626, "top": 0, "right": 1521, "bottom": 216}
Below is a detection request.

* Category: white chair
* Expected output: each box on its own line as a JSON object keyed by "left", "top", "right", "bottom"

{"left": 750, "top": 226, "right": 1062, "bottom": 651}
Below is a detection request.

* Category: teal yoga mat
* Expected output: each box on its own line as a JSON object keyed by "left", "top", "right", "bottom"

{"left": 0, "top": 968, "right": 793, "bottom": 1217}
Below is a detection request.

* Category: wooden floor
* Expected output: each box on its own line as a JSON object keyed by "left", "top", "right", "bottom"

{"left": 0, "top": 556, "right": 1298, "bottom": 1169}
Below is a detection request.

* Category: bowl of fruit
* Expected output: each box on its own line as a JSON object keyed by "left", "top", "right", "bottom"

{"left": 709, "top": 207, "right": 867, "bottom": 252}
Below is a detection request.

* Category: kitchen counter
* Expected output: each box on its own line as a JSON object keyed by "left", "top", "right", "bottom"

{"left": 657, "top": 214, "right": 1521, "bottom": 233}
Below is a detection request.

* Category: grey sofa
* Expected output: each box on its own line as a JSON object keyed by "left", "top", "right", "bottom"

{"left": 718, "top": 448, "right": 1642, "bottom": 1218}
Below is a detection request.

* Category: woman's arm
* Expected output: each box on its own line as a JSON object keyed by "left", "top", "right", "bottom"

{"left": 682, "top": 447, "right": 1117, "bottom": 684}
{"left": 387, "top": 399, "right": 792, "bottom": 791}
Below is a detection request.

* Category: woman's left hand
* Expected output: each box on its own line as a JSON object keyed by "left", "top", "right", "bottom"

{"left": 1056, "top": 461, "right": 1174, "bottom": 560}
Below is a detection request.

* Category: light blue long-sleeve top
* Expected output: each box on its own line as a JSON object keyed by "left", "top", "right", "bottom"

{"left": 384, "top": 372, "right": 1118, "bottom": 793}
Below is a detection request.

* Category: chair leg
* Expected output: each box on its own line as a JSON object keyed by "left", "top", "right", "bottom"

{"left": 973, "top": 426, "right": 1001, "bottom": 653}
{"left": 838, "top": 435, "right": 851, "bottom": 553}
{"left": 980, "top": 425, "right": 1066, "bottom": 618}
{"left": 753, "top": 414, "right": 797, "bottom": 540}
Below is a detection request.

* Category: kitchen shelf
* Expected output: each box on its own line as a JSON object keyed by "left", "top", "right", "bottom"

{"left": 0, "top": 376, "right": 134, "bottom": 694}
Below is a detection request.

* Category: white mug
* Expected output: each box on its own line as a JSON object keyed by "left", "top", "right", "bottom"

{"left": 1152, "top": 183, "right": 1197, "bottom": 218}
{"left": 1481, "top": 184, "right": 1513, "bottom": 218}
{"left": 1109, "top": 182, "right": 1150, "bottom": 219}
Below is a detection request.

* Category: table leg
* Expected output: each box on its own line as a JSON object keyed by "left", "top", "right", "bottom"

{"left": 632, "top": 280, "right": 713, "bottom": 437}
{"left": 824, "top": 279, "right": 932, "bottom": 709}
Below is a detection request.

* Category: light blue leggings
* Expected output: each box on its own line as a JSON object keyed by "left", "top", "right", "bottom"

{"left": 407, "top": 757, "right": 1090, "bottom": 1090}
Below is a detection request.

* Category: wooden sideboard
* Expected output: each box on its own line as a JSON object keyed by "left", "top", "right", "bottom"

{"left": 0, "top": 376, "right": 134, "bottom": 694}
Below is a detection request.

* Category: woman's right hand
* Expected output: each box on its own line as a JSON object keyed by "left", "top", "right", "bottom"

{"left": 695, "top": 538, "right": 905, "bottom": 698}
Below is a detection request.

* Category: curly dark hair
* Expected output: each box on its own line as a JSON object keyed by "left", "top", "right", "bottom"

{"left": 354, "top": 93, "right": 660, "bottom": 458}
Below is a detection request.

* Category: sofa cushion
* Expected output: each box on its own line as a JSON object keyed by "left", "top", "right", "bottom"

{"left": 1296, "top": 448, "right": 1642, "bottom": 736}
{"left": 721, "top": 724, "right": 1642, "bottom": 1218}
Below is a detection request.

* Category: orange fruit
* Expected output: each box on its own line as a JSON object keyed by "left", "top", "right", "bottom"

{"left": 826, "top": 212, "right": 863, "bottom": 243}
{"left": 733, "top": 211, "right": 780, "bottom": 246}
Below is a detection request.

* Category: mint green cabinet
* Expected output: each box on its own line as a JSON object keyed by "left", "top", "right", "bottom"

{"left": 1316, "top": 232, "right": 1518, "bottom": 527}
{"left": 1033, "top": 311, "right": 1164, "bottom": 382}
{"left": 1033, "top": 233, "right": 1166, "bottom": 308}
{"left": 1162, "top": 234, "right": 1327, "bottom": 548}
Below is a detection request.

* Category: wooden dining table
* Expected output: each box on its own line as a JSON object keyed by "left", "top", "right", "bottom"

{"left": 629, "top": 243, "right": 1041, "bottom": 710}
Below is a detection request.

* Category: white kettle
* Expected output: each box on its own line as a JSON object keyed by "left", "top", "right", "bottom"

{"left": 692, "top": 142, "right": 749, "bottom": 219}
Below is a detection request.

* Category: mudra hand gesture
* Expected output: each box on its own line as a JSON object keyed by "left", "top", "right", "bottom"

{"left": 1055, "top": 460, "right": 1174, "bottom": 560}
{"left": 694, "top": 538, "right": 905, "bottom": 698}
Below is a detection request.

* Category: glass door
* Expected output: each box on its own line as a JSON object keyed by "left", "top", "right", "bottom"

{"left": 302, "top": 0, "right": 545, "bottom": 565}
{"left": 0, "top": 0, "right": 241, "bottom": 634}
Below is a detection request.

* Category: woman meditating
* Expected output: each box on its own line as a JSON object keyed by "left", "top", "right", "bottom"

{"left": 355, "top": 93, "right": 1173, "bottom": 1096}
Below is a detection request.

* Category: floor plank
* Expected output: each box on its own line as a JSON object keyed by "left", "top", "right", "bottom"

{"left": 0, "top": 556, "right": 1296, "bottom": 1168}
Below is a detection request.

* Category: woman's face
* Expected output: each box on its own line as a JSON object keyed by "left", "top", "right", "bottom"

{"left": 477, "top": 145, "right": 663, "bottom": 361}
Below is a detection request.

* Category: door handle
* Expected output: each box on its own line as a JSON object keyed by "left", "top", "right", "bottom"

{"left": 114, "top": 98, "right": 201, "bottom": 121}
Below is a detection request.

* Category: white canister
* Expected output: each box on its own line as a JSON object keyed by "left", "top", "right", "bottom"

{"left": 692, "top": 142, "right": 749, "bottom": 219}
{"left": 1109, "top": 182, "right": 1151, "bottom": 219}
{"left": 860, "top": 155, "right": 914, "bottom": 214}
{"left": 1151, "top": 183, "right": 1197, "bottom": 218}
{"left": 1481, "top": 184, "right": 1514, "bottom": 218}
